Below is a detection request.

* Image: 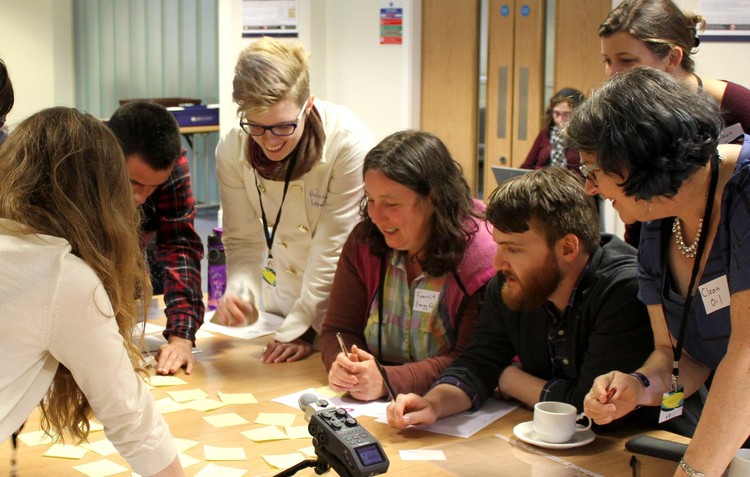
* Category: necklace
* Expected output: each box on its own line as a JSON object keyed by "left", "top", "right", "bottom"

{"left": 672, "top": 217, "right": 703, "bottom": 258}
{"left": 671, "top": 151, "right": 722, "bottom": 259}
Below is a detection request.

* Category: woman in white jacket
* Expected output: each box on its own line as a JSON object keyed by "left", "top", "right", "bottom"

{"left": 214, "top": 37, "right": 373, "bottom": 363}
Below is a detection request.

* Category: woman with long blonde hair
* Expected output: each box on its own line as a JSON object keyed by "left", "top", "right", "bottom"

{"left": 0, "top": 107, "right": 183, "bottom": 476}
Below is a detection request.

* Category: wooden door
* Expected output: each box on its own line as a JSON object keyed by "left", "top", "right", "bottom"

{"left": 483, "top": 0, "right": 546, "bottom": 196}
{"left": 421, "top": 0, "right": 481, "bottom": 194}
{"left": 554, "top": 0, "right": 610, "bottom": 97}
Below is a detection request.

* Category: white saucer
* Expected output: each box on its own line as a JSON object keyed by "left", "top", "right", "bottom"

{"left": 512, "top": 421, "right": 595, "bottom": 450}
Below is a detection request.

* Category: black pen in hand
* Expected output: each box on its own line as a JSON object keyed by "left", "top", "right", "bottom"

{"left": 375, "top": 359, "right": 397, "bottom": 401}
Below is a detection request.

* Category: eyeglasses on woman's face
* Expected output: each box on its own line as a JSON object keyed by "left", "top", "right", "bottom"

{"left": 579, "top": 162, "right": 602, "bottom": 187}
{"left": 239, "top": 100, "right": 307, "bottom": 137}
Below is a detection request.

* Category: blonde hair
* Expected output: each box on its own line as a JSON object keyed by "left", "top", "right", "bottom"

{"left": 0, "top": 107, "right": 150, "bottom": 442}
{"left": 232, "top": 36, "right": 310, "bottom": 116}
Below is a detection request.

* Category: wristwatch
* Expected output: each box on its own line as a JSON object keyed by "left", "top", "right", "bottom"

{"left": 679, "top": 458, "right": 706, "bottom": 477}
{"left": 629, "top": 371, "right": 650, "bottom": 388}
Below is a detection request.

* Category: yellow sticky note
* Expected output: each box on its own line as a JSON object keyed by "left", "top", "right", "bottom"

{"left": 147, "top": 375, "right": 188, "bottom": 387}
{"left": 204, "top": 444, "right": 247, "bottom": 461}
{"left": 241, "top": 425, "right": 289, "bottom": 442}
{"left": 202, "top": 413, "right": 249, "bottom": 428}
{"left": 173, "top": 437, "right": 199, "bottom": 453}
{"left": 218, "top": 391, "right": 258, "bottom": 404}
{"left": 314, "top": 386, "right": 344, "bottom": 398}
{"left": 284, "top": 425, "right": 311, "bottom": 439}
{"left": 167, "top": 388, "right": 208, "bottom": 403}
{"left": 183, "top": 398, "right": 225, "bottom": 412}
{"left": 194, "top": 463, "right": 248, "bottom": 477}
{"left": 18, "top": 430, "right": 56, "bottom": 447}
{"left": 155, "top": 397, "right": 185, "bottom": 414}
{"left": 43, "top": 443, "right": 88, "bottom": 459}
{"left": 298, "top": 445, "right": 316, "bottom": 458}
{"left": 81, "top": 438, "right": 117, "bottom": 456}
{"left": 88, "top": 421, "right": 104, "bottom": 432}
{"left": 262, "top": 452, "right": 306, "bottom": 469}
{"left": 256, "top": 412, "right": 296, "bottom": 427}
{"left": 73, "top": 459, "right": 129, "bottom": 476}
{"left": 178, "top": 452, "right": 201, "bottom": 468}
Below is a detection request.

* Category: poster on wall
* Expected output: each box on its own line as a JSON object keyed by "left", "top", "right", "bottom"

{"left": 242, "top": 0, "right": 298, "bottom": 38}
{"left": 380, "top": 1, "right": 403, "bottom": 45}
{"left": 699, "top": 0, "right": 750, "bottom": 41}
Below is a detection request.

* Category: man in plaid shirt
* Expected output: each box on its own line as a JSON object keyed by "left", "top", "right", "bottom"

{"left": 110, "top": 101, "right": 205, "bottom": 375}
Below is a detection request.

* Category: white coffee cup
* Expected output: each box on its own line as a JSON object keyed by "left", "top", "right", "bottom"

{"left": 726, "top": 449, "right": 750, "bottom": 477}
{"left": 532, "top": 401, "right": 592, "bottom": 444}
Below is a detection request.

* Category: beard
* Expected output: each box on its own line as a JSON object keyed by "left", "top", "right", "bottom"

{"left": 501, "top": 250, "right": 562, "bottom": 312}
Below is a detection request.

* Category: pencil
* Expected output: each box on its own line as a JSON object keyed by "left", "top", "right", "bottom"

{"left": 336, "top": 332, "right": 349, "bottom": 357}
{"left": 375, "top": 359, "right": 397, "bottom": 401}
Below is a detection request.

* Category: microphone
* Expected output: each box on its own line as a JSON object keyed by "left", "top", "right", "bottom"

{"left": 297, "top": 393, "right": 389, "bottom": 477}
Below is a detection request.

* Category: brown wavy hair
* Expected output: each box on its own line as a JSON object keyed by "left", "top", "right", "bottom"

{"left": 599, "top": 0, "right": 705, "bottom": 73}
{"left": 0, "top": 107, "right": 150, "bottom": 442}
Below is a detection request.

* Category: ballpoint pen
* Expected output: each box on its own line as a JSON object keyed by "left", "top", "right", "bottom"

{"left": 375, "top": 359, "right": 397, "bottom": 401}
{"left": 336, "top": 332, "right": 349, "bottom": 358}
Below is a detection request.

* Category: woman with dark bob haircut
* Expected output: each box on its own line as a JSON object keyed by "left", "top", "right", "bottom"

{"left": 566, "top": 67, "right": 750, "bottom": 477}
{"left": 320, "top": 130, "right": 496, "bottom": 401}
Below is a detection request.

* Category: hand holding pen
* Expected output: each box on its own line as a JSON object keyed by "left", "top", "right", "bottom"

{"left": 329, "top": 334, "right": 396, "bottom": 401}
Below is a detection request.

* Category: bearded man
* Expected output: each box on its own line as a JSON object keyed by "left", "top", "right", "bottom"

{"left": 387, "top": 167, "right": 657, "bottom": 431}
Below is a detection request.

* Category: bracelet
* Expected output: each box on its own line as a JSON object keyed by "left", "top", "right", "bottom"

{"left": 679, "top": 457, "right": 706, "bottom": 477}
{"left": 629, "top": 372, "right": 650, "bottom": 388}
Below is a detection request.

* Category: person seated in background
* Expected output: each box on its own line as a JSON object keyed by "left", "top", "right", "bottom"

{"left": 214, "top": 37, "right": 373, "bottom": 364}
{"left": 387, "top": 168, "right": 657, "bottom": 432}
{"left": 109, "top": 101, "right": 205, "bottom": 376}
{"left": 0, "top": 58, "right": 14, "bottom": 144}
{"left": 567, "top": 67, "right": 750, "bottom": 477}
{"left": 599, "top": 0, "right": 750, "bottom": 248}
{"left": 321, "top": 130, "right": 496, "bottom": 402}
{"left": 520, "top": 88, "right": 584, "bottom": 171}
{"left": 0, "top": 107, "right": 183, "bottom": 477}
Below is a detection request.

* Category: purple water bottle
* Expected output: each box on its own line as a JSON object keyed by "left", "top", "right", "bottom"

{"left": 207, "top": 227, "right": 226, "bottom": 310}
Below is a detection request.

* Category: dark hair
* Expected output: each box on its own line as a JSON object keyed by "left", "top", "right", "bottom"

{"left": 359, "top": 130, "right": 479, "bottom": 277}
{"left": 599, "top": 0, "right": 704, "bottom": 73}
{"left": 544, "top": 88, "right": 584, "bottom": 129}
{"left": 108, "top": 101, "right": 181, "bottom": 170}
{"left": 486, "top": 167, "right": 600, "bottom": 255}
{"left": 0, "top": 59, "right": 14, "bottom": 120}
{"left": 565, "top": 67, "right": 722, "bottom": 201}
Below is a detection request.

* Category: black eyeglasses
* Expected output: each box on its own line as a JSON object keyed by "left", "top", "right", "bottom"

{"left": 239, "top": 101, "right": 307, "bottom": 137}
{"left": 579, "top": 162, "right": 601, "bottom": 187}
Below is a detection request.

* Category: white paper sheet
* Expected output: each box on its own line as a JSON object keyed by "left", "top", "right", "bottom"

{"left": 200, "top": 310, "right": 284, "bottom": 340}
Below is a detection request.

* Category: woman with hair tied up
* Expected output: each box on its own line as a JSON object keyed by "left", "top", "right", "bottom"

{"left": 0, "top": 108, "right": 183, "bottom": 476}
{"left": 320, "top": 130, "right": 496, "bottom": 402}
{"left": 214, "top": 37, "right": 373, "bottom": 363}
{"left": 600, "top": 0, "right": 750, "bottom": 134}
{"left": 566, "top": 68, "right": 750, "bottom": 477}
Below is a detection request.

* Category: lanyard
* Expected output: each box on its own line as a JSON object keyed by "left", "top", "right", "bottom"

{"left": 253, "top": 154, "right": 299, "bottom": 262}
{"left": 662, "top": 151, "right": 720, "bottom": 389}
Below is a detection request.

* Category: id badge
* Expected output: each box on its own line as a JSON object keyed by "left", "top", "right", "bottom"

{"left": 262, "top": 266, "right": 277, "bottom": 287}
{"left": 658, "top": 385, "right": 685, "bottom": 423}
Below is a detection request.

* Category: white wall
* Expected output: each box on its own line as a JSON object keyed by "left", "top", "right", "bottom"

{"left": 0, "top": 0, "right": 75, "bottom": 127}
{"left": 676, "top": 0, "right": 750, "bottom": 83}
{"left": 217, "top": 0, "right": 421, "bottom": 142}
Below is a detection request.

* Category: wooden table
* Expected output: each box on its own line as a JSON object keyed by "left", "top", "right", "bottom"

{"left": 0, "top": 328, "right": 690, "bottom": 476}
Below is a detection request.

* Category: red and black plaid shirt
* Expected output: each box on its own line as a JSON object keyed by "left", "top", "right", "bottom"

{"left": 141, "top": 153, "right": 205, "bottom": 342}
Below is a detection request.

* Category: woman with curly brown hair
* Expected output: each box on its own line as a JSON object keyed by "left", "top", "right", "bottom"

{"left": 320, "top": 130, "right": 496, "bottom": 401}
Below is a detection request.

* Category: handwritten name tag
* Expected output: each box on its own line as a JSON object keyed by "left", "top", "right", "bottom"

{"left": 699, "top": 275, "right": 730, "bottom": 314}
{"left": 413, "top": 289, "right": 440, "bottom": 313}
